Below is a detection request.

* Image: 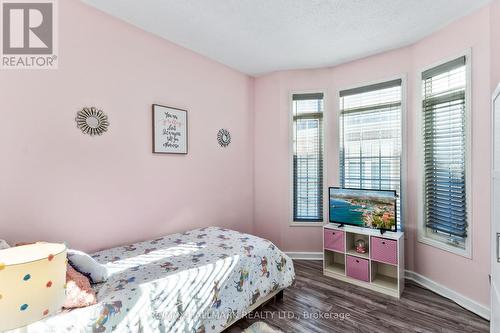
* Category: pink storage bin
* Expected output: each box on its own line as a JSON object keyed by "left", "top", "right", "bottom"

{"left": 346, "top": 255, "right": 369, "bottom": 282}
{"left": 324, "top": 229, "right": 344, "bottom": 252}
{"left": 371, "top": 237, "right": 398, "bottom": 265}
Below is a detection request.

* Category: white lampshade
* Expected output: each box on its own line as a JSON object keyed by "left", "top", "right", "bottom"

{"left": 0, "top": 243, "right": 67, "bottom": 331}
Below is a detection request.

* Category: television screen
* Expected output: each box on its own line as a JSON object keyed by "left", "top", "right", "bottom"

{"left": 329, "top": 187, "right": 397, "bottom": 232}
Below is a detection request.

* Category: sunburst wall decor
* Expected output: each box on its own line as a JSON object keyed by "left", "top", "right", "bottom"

{"left": 217, "top": 129, "right": 231, "bottom": 147}
{"left": 76, "top": 107, "right": 109, "bottom": 136}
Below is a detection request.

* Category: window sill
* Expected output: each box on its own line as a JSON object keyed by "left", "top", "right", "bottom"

{"left": 290, "top": 221, "right": 327, "bottom": 227}
{"left": 418, "top": 233, "right": 471, "bottom": 259}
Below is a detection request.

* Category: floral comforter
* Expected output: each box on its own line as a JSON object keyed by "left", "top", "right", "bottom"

{"left": 18, "top": 227, "right": 295, "bottom": 333}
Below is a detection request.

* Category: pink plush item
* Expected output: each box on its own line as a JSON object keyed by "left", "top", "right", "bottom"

{"left": 64, "top": 264, "right": 97, "bottom": 309}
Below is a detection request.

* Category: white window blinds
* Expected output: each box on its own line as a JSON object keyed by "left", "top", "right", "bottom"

{"left": 293, "top": 93, "right": 324, "bottom": 222}
{"left": 422, "top": 56, "right": 468, "bottom": 245}
{"left": 339, "top": 80, "right": 403, "bottom": 229}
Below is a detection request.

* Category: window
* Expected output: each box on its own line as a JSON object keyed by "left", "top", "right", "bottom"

{"left": 292, "top": 93, "right": 324, "bottom": 222}
{"left": 339, "top": 80, "right": 403, "bottom": 230}
{"left": 420, "top": 56, "right": 470, "bottom": 252}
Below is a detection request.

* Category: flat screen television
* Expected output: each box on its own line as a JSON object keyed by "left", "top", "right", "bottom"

{"left": 329, "top": 187, "right": 397, "bottom": 232}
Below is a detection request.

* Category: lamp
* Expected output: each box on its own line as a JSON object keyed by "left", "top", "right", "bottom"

{"left": 0, "top": 242, "right": 67, "bottom": 331}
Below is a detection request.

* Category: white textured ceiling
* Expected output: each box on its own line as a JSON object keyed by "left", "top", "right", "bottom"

{"left": 81, "top": 0, "right": 491, "bottom": 76}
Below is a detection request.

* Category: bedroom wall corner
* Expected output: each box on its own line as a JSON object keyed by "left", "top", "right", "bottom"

{"left": 249, "top": 76, "right": 258, "bottom": 236}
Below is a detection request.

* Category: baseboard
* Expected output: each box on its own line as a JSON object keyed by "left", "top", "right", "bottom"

{"left": 285, "top": 252, "right": 490, "bottom": 320}
{"left": 405, "top": 270, "right": 490, "bottom": 320}
{"left": 285, "top": 251, "right": 323, "bottom": 260}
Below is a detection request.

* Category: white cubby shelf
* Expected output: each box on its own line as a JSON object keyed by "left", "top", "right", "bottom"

{"left": 323, "top": 223, "right": 405, "bottom": 298}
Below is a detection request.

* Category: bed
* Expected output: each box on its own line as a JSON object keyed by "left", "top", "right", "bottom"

{"left": 16, "top": 227, "right": 295, "bottom": 333}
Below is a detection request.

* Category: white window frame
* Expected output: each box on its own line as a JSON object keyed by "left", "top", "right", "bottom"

{"left": 336, "top": 76, "right": 408, "bottom": 232}
{"left": 416, "top": 50, "right": 473, "bottom": 258}
{"left": 289, "top": 90, "right": 328, "bottom": 227}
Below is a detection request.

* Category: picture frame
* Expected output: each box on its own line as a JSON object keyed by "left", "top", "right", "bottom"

{"left": 152, "top": 104, "right": 188, "bottom": 154}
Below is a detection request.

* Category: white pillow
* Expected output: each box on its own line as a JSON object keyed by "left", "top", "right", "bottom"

{"left": 0, "top": 239, "right": 10, "bottom": 250}
{"left": 67, "top": 249, "right": 109, "bottom": 283}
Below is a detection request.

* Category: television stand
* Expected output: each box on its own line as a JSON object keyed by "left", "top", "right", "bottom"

{"left": 323, "top": 224, "right": 404, "bottom": 298}
{"left": 379, "top": 229, "right": 387, "bottom": 235}
{"left": 336, "top": 223, "right": 345, "bottom": 228}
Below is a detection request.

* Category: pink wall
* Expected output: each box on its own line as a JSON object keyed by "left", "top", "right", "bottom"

{"left": 492, "top": 0, "right": 500, "bottom": 90}
{"left": 254, "top": 6, "right": 491, "bottom": 306}
{"left": 410, "top": 6, "right": 491, "bottom": 308}
{"left": 0, "top": 0, "right": 255, "bottom": 252}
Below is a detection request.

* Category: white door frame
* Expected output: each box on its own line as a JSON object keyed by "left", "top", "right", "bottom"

{"left": 490, "top": 83, "right": 500, "bottom": 332}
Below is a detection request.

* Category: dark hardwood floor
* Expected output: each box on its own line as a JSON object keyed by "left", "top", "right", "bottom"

{"left": 227, "top": 260, "right": 489, "bottom": 333}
